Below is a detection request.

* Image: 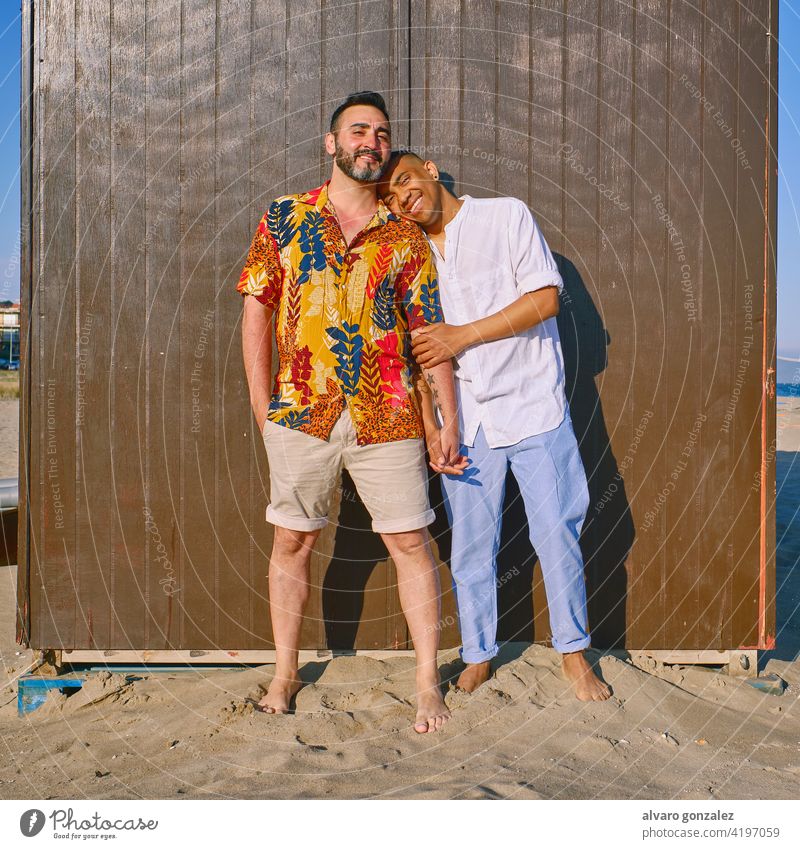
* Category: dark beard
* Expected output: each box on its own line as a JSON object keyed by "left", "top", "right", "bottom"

{"left": 334, "top": 140, "right": 386, "bottom": 183}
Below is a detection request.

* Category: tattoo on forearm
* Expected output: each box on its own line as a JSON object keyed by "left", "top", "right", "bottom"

{"left": 425, "top": 372, "right": 442, "bottom": 414}
{"left": 414, "top": 370, "right": 430, "bottom": 395}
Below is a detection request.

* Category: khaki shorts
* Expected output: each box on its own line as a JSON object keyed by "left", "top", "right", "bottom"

{"left": 261, "top": 408, "right": 435, "bottom": 534}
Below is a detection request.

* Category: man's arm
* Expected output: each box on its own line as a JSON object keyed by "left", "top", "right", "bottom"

{"left": 413, "top": 369, "right": 467, "bottom": 475}
{"left": 242, "top": 296, "right": 275, "bottom": 434}
{"left": 237, "top": 208, "right": 283, "bottom": 432}
{"left": 411, "top": 286, "right": 559, "bottom": 368}
{"left": 412, "top": 348, "right": 468, "bottom": 473}
{"left": 414, "top": 200, "right": 562, "bottom": 368}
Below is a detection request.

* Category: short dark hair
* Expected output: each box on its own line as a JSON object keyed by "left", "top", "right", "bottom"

{"left": 387, "top": 149, "right": 424, "bottom": 168}
{"left": 329, "top": 91, "right": 390, "bottom": 133}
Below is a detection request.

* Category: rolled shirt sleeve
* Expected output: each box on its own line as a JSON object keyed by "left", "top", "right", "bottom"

{"left": 400, "top": 241, "right": 444, "bottom": 331}
{"left": 509, "top": 199, "right": 564, "bottom": 296}
{"left": 237, "top": 212, "right": 283, "bottom": 310}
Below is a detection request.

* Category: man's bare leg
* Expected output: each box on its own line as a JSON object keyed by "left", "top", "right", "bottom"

{"left": 455, "top": 661, "right": 492, "bottom": 693}
{"left": 257, "top": 526, "right": 320, "bottom": 713}
{"left": 381, "top": 529, "right": 451, "bottom": 733}
{"left": 562, "top": 650, "right": 612, "bottom": 701}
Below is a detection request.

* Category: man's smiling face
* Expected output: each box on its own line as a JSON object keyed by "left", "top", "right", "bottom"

{"left": 379, "top": 154, "right": 442, "bottom": 229}
{"left": 327, "top": 104, "right": 392, "bottom": 183}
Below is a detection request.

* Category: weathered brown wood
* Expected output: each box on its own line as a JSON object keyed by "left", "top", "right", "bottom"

{"left": 630, "top": 649, "right": 759, "bottom": 678}
{"left": 16, "top": 0, "right": 34, "bottom": 645}
{"left": 20, "top": 1, "right": 777, "bottom": 655}
{"left": 763, "top": 0, "right": 778, "bottom": 648}
{"left": 525, "top": 0, "right": 567, "bottom": 647}
{"left": 110, "top": 0, "right": 147, "bottom": 648}
{"left": 697, "top": 3, "right": 743, "bottom": 650}
{"left": 75, "top": 0, "right": 113, "bottom": 651}
{"left": 61, "top": 648, "right": 416, "bottom": 664}
{"left": 730, "top": 0, "right": 777, "bottom": 650}
{"left": 144, "top": 0, "right": 183, "bottom": 649}
{"left": 245, "top": 0, "right": 286, "bottom": 650}
{"left": 179, "top": 0, "right": 218, "bottom": 647}
{"left": 624, "top": 0, "right": 670, "bottom": 649}
{"left": 661, "top": 0, "right": 702, "bottom": 651}
{"left": 34, "top": 0, "right": 78, "bottom": 648}
{"left": 216, "top": 0, "right": 253, "bottom": 649}
{"left": 590, "top": 0, "right": 636, "bottom": 649}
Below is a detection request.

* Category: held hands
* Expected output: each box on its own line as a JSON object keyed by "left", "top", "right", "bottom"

{"left": 411, "top": 322, "right": 471, "bottom": 368}
{"left": 425, "top": 424, "right": 470, "bottom": 476}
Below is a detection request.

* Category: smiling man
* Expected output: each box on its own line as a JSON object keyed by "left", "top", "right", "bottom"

{"left": 379, "top": 151, "right": 611, "bottom": 701}
{"left": 237, "top": 95, "right": 463, "bottom": 732}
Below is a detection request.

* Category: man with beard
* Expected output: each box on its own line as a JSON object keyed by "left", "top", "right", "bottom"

{"left": 237, "top": 93, "right": 465, "bottom": 732}
{"left": 379, "top": 151, "right": 612, "bottom": 702}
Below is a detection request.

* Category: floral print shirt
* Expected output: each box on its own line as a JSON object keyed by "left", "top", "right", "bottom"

{"left": 237, "top": 181, "right": 443, "bottom": 445}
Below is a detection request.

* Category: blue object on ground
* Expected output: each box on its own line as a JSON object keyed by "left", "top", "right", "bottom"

{"left": 745, "top": 673, "right": 786, "bottom": 696}
{"left": 17, "top": 675, "right": 85, "bottom": 716}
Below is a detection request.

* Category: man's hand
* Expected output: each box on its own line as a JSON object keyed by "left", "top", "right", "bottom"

{"left": 412, "top": 322, "right": 472, "bottom": 368}
{"left": 425, "top": 427, "right": 469, "bottom": 476}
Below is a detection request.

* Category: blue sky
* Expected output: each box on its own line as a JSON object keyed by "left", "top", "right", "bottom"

{"left": 0, "top": 4, "right": 797, "bottom": 373}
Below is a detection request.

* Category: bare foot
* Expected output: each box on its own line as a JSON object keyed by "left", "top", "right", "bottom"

{"left": 253, "top": 675, "right": 303, "bottom": 714}
{"left": 455, "top": 661, "right": 492, "bottom": 693}
{"left": 414, "top": 679, "right": 451, "bottom": 733}
{"left": 561, "top": 651, "right": 612, "bottom": 701}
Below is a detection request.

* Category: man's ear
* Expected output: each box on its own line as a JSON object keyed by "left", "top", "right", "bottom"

{"left": 324, "top": 131, "right": 336, "bottom": 156}
{"left": 423, "top": 160, "right": 440, "bottom": 181}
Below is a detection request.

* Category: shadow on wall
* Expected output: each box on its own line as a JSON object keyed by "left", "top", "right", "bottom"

{"left": 321, "top": 253, "right": 635, "bottom": 652}
{"left": 555, "top": 254, "right": 633, "bottom": 649}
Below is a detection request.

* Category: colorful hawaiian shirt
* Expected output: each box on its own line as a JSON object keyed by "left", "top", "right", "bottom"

{"left": 237, "top": 181, "right": 443, "bottom": 445}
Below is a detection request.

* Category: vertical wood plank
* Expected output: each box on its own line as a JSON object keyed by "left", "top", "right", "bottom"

{"left": 216, "top": 0, "right": 254, "bottom": 648}
{"left": 246, "top": 0, "right": 288, "bottom": 649}
{"left": 459, "top": 0, "right": 496, "bottom": 197}
{"left": 286, "top": 2, "right": 323, "bottom": 191}
{"left": 562, "top": 0, "right": 611, "bottom": 646}
{"left": 412, "top": 0, "right": 462, "bottom": 180}
{"left": 16, "top": 0, "right": 35, "bottom": 645}
{"left": 695, "top": 0, "right": 739, "bottom": 649}
{"left": 109, "top": 0, "right": 148, "bottom": 648}
{"left": 179, "top": 0, "right": 218, "bottom": 646}
{"left": 144, "top": 0, "right": 183, "bottom": 648}
{"left": 662, "top": 0, "right": 704, "bottom": 649}
{"left": 730, "top": 0, "right": 775, "bottom": 647}
{"left": 527, "top": 0, "right": 568, "bottom": 645}
{"left": 587, "top": 0, "right": 635, "bottom": 649}
{"left": 34, "top": 0, "right": 78, "bottom": 649}
{"left": 74, "top": 0, "right": 113, "bottom": 650}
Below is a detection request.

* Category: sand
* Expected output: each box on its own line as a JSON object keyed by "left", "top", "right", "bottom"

{"left": 0, "top": 398, "right": 798, "bottom": 800}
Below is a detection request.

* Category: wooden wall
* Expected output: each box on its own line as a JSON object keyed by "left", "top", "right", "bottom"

{"left": 18, "top": 0, "right": 777, "bottom": 653}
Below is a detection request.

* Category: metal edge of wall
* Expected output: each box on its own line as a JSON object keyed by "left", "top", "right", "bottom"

{"left": 15, "top": 0, "right": 35, "bottom": 649}
{"left": 759, "top": 0, "right": 779, "bottom": 650}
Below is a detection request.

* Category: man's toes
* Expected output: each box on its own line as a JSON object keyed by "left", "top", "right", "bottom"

{"left": 414, "top": 720, "right": 430, "bottom": 734}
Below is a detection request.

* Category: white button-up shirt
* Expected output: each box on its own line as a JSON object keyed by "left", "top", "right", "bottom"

{"left": 428, "top": 195, "right": 567, "bottom": 449}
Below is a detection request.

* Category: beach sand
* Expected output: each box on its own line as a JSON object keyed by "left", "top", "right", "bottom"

{"left": 0, "top": 398, "right": 798, "bottom": 800}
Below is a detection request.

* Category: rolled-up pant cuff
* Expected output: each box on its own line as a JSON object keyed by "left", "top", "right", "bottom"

{"left": 460, "top": 645, "right": 500, "bottom": 664}
{"left": 553, "top": 636, "right": 592, "bottom": 654}
{"left": 371, "top": 509, "right": 435, "bottom": 534}
{"left": 265, "top": 505, "right": 327, "bottom": 532}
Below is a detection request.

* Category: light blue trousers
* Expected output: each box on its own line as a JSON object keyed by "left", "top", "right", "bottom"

{"left": 440, "top": 413, "right": 592, "bottom": 662}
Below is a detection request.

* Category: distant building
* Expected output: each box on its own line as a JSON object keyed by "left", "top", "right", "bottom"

{"left": 0, "top": 302, "right": 19, "bottom": 367}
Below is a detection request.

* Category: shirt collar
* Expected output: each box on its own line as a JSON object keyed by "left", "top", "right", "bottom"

{"left": 446, "top": 194, "right": 471, "bottom": 231}
{"left": 297, "top": 180, "right": 399, "bottom": 224}
{"left": 428, "top": 195, "right": 471, "bottom": 263}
